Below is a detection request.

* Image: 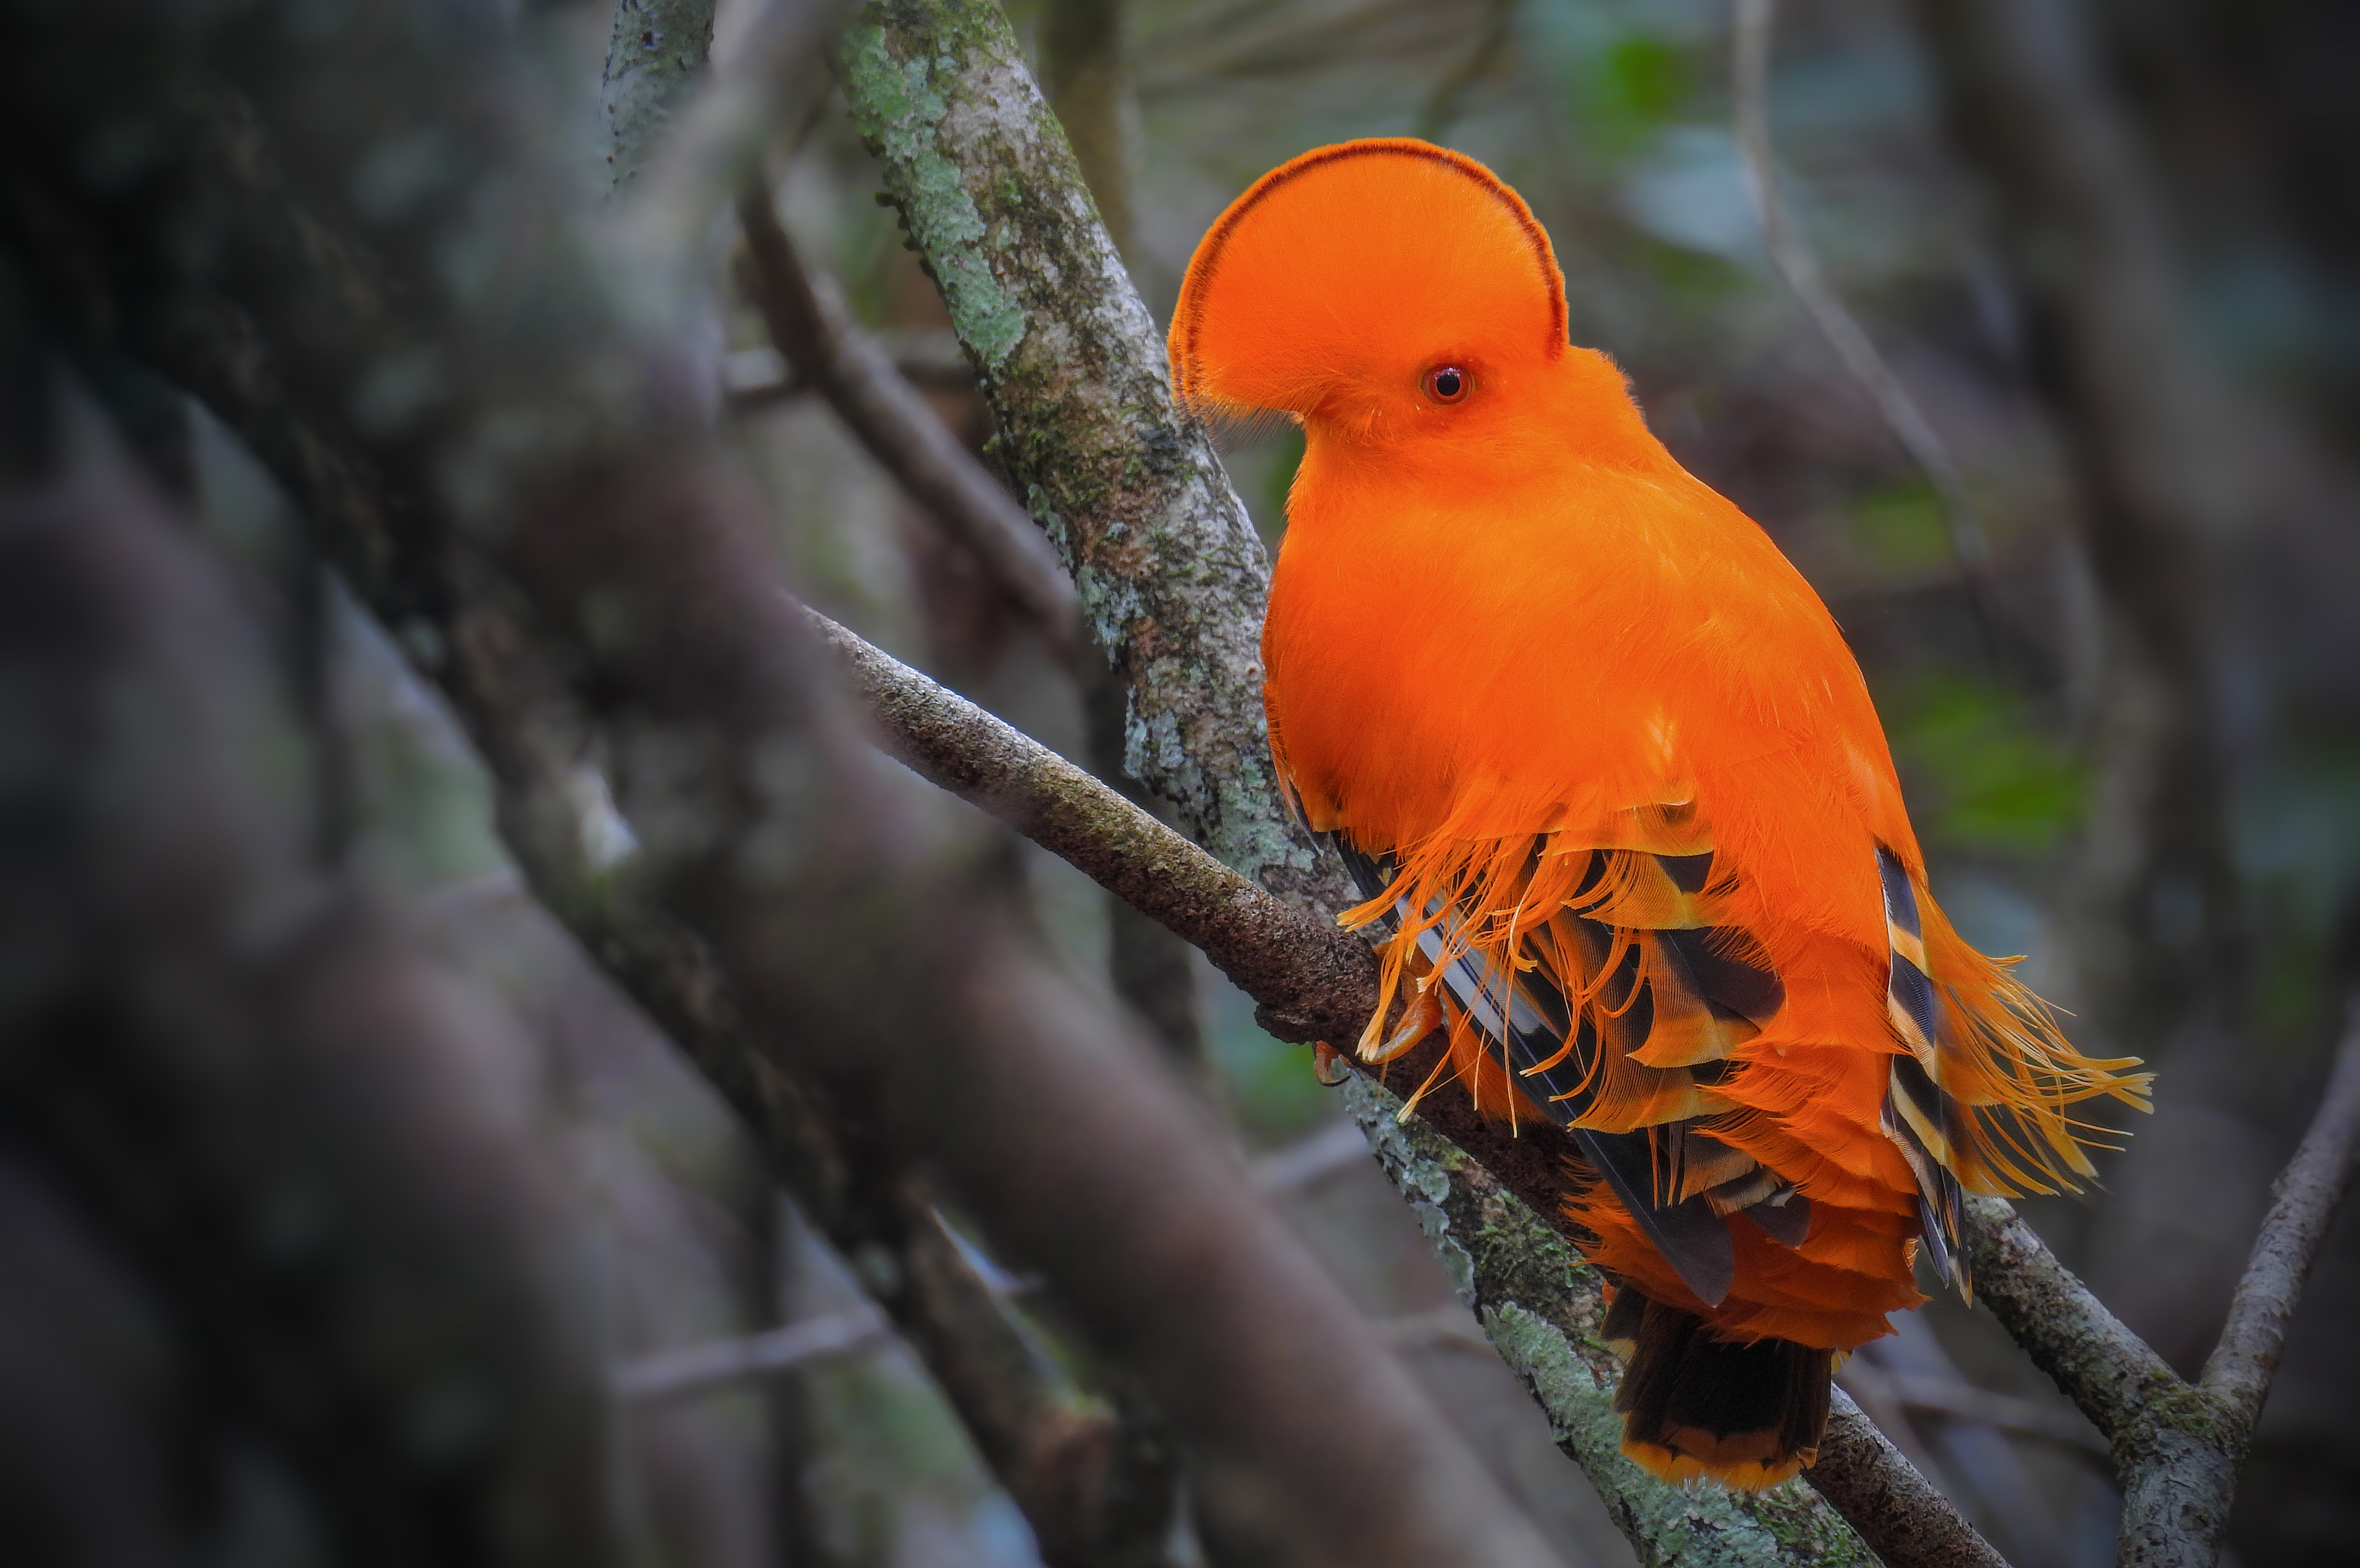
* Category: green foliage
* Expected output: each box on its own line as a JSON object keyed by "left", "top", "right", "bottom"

{"left": 1879, "top": 673, "right": 2085, "bottom": 856}
{"left": 1601, "top": 35, "right": 1690, "bottom": 133}
{"left": 1846, "top": 481, "right": 1952, "bottom": 578}
{"left": 1566, "top": 31, "right": 1693, "bottom": 156}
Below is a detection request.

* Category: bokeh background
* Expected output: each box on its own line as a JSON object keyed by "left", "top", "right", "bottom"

{"left": 6, "top": 0, "right": 2358, "bottom": 1564}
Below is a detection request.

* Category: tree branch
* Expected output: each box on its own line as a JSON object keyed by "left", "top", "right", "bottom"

{"left": 2202, "top": 1003, "right": 2360, "bottom": 1428}
{"left": 735, "top": 185, "right": 1079, "bottom": 649}
{"left": 1959, "top": 1195, "right": 2184, "bottom": 1448}
{"left": 603, "top": 0, "right": 724, "bottom": 185}
{"left": 801, "top": 607, "right": 1378, "bottom": 1045}
{"left": 834, "top": 0, "right": 1350, "bottom": 914}
{"left": 1805, "top": 1394, "right": 2009, "bottom": 1568}
{"left": 615, "top": 1119, "right": 1404, "bottom": 1404}
{"left": 803, "top": 598, "right": 2020, "bottom": 1567}
{"left": 1959, "top": 1162, "right": 2360, "bottom": 1568}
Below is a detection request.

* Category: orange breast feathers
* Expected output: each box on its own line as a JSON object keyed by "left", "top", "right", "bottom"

{"left": 1171, "top": 139, "right": 2149, "bottom": 1488}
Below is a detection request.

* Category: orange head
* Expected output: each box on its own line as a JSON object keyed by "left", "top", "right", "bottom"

{"left": 1170, "top": 139, "right": 1650, "bottom": 463}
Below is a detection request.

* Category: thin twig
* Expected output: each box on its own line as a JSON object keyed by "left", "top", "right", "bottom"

{"left": 735, "top": 184, "right": 1078, "bottom": 649}
{"left": 2203, "top": 1001, "right": 2360, "bottom": 1428}
{"left": 1731, "top": 0, "right": 2010, "bottom": 656}
{"left": 620, "top": 1119, "right": 1468, "bottom": 1407}
{"left": 617, "top": 1304, "right": 892, "bottom": 1401}
{"left": 722, "top": 334, "right": 975, "bottom": 406}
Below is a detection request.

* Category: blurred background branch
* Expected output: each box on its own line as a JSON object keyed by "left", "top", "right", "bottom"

{"left": 0, "top": 2, "right": 1582, "bottom": 1566}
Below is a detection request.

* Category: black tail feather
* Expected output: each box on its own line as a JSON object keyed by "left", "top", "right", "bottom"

{"left": 1608, "top": 1289, "right": 1833, "bottom": 1486}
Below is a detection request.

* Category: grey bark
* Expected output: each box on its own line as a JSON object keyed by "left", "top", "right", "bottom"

{"left": 2202, "top": 1010, "right": 2360, "bottom": 1431}
{"left": 833, "top": 0, "right": 1352, "bottom": 916}
{"left": 604, "top": 0, "right": 723, "bottom": 185}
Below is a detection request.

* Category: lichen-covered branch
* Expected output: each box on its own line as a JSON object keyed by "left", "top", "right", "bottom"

{"left": 832, "top": 0, "right": 1350, "bottom": 914}
{"left": 1805, "top": 1394, "right": 2008, "bottom": 1568}
{"left": 1339, "top": 1077, "right": 1892, "bottom": 1568}
{"left": 1962, "top": 1200, "right": 2223, "bottom": 1568}
{"left": 1960, "top": 1196, "right": 2184, "bottom": 1449}
{"left": 1949, "top": 1025, "right": 2360, "bottom": 1568}
{"left": 2120, "top": 1004, "right": 2360, "bottom": 1568}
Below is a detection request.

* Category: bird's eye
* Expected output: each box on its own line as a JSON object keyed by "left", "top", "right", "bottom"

{"left": 1424, "top": 365, "right": 1470, "bottom": 404}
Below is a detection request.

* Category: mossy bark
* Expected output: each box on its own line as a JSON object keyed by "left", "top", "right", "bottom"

{"left": 833, "top": 0, "right": 1350, "bottom": 914}
{"left": 1342, "top": 1077, "right": 1877, "bottom": 1568}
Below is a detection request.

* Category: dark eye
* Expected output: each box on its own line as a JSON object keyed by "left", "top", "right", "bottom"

{"left": 1424, "top": 365, "right": 1470, "bottom": 404}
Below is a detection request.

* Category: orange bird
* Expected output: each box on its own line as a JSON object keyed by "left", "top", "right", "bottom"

{"left": 1170, "top": 140, "right": 2150, "bottom": 1487}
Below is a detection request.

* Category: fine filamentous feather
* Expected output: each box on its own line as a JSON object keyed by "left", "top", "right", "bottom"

{"left": 1329, "top": 834, "right": 1813, "bottom": 1308}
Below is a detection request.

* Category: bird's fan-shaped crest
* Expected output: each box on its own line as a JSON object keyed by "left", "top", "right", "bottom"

{"left": 1171, "top": 140, "right": 1568, "bottom": 417}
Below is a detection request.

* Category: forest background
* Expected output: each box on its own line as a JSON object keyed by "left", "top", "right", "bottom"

{"left": 1, "top": 0, "right": 2357, "bottom": 1566}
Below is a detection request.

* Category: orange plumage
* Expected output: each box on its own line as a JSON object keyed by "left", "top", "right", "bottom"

{"left": 1172, "top": 140, "right": 2150, "bottom": 1486}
